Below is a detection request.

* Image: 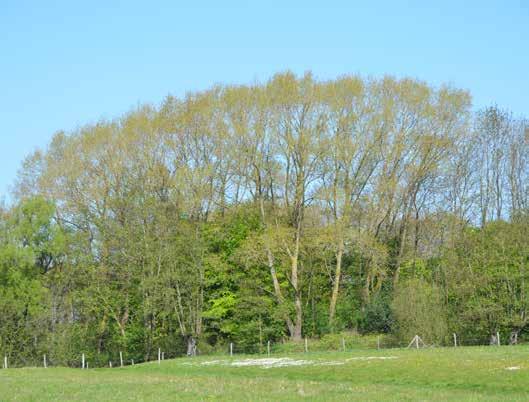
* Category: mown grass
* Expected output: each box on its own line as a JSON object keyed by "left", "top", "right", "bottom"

{"left": 1, "top": 346, "right": 529, "bottom": 401}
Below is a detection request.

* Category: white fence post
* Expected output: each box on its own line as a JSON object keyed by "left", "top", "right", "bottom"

{"left": 82, "top": 353, "right": 85, "bottom": 369}
{"left": 304, "top": 337, "right": 308, "bottom": 353}
{"left": 43, "top": 354, "right": 47, "bottom": 368}
{"left": 230, "top": 343, "right": 233, "bottom": 356}
{"left": 158, "top": 348, "right": 161, "bottom": 364}
{"left": 267, "top": 341, "right": 270, "bottom": 356}
{"left": 120, "top": 351, "right": 123, "bottom": 367}
{"left": 453, "top": 333, "right": 457, "bottom": 347}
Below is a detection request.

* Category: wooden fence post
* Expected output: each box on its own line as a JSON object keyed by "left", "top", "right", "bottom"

{"left": 267, "top": 341, "right": 270, "bottom": 357}
{"left": 82, "top": 353, "right": 85, "bottom": 369}
{"left": 43, "top": 354, "right": 47, "bottom": 368}
{"left": 453, "top": 333, "right": 457, "bottom": 347}
{"left": 497, "top": 331, "right": 501, "bottom": 346}
{"left": 3, "top": 356, "right": 7, "bottom": 369}
{"left": 304, "top": 337, "right": 308, "bottom": 353}
{"left": 158, "top": 348, "right": 161, "bottom": 364}
{"left": 120, "top": 351, "right": 123, "bottom": 367}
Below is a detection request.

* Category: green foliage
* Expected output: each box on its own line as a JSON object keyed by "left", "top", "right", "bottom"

{"left": 2, "top": 74, "right": 528, "bottom": 365}
{"left": 357, "top": 292, "right": 394, "bottom": 334}
{"left": 444, "top": 219, "right": 529, "bottom": 342}
{"left": 0, "top": 197, "right": 62, "bottom": 363}
{"left": 391, "top": 278, "right": 449, "bottom": 345}
{"left": 271, "top": 331, "right": 388, "bottom": 354}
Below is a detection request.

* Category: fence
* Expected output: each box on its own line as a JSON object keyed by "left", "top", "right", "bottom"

{"left": 0, "top": 332, "right": 522, "bottom": 369}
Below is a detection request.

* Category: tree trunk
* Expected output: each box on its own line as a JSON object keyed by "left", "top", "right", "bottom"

{"left": 186, "top": 336, "right": 197, "bottom": 356}
{"left": 293, "top": 288, "right": 303, "bottom": 341}
{"left": 267, "top": 248, "right": 295, "bottom": 337}
{"left": 509, "top": 330, "right": 519, "bottom": 345}
{"left": 489, "top": 333, "right": 498, "bottom": 345}
{"left": 290, "top": 230, "right": 303, "bottom": 341}
{"left": 393, "top": 220, "right": 409, "bottom": 286}
{"left": 259, "top": 191, "right": 297, "bottom": 338}
{"left": 329, "top": 243, "right": 344, "bottom": 331}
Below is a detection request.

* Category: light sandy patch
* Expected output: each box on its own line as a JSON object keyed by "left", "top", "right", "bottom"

{"left": 505, "top": 366, "right": 521, "bottom": 370}
{"left": 231, "top": 358, "right": 312, "bottom": 368}
{"left": 194, "top": 358, "right": 312, "bottom": 368}
{"left": 314, "top": 361, "right": 346, "bottom": 366}
{"left": 200, "top": 360, "right": 224, "bottom": 366}
{"left": 345, "top": 356, "right": 398, "bottom": 362}
{"left": 192, "top": 356, "right": 398, "bottom": 369}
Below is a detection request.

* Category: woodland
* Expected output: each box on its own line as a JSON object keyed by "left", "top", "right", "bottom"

{"left": 1, "top": 72, "right": 528, "bottom": 366}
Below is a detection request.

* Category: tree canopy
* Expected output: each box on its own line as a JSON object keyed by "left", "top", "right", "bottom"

{"left": 1, "top": 72, "right": 528, "bottom": 365}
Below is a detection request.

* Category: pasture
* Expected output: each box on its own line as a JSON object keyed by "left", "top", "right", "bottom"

{"left": 1, "top": 346, "right": 529, "bottom": 401}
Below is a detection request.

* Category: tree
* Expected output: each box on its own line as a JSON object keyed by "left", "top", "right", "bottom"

{"left": 6, "top": 71, "right": 526, "bottom": 362}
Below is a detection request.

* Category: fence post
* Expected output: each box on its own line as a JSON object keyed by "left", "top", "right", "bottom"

{"left": 131, "top": 359, "right": 134, "bottom": 366}
{"left": 230, "top": 343, "right": 233, "bottom": 356}
{"left": 377, "top": 336, "right": 380, "bottom": 350}
{"left": 415, "top": 335, "right": 419, "bottom": 349}
{"left": 43, "top": 354, "right": 47, "bottom": 368}
{"left": 158, "top": 348, "right": 161, "bottom": 364}
{"left": 162, "top": 352, "right": 165, "bottom": 361}
{"left": 82, "top": 353, "right": 85, "bottom": 369}
{"left": 453, "top": 333, "right": 457, "bottom": 347}
{"left": 342, "top": 337, "right": 346, "bottom": 352}
{"left": 120, "top": 351, "right": 123, "bottom": 367}
{"left": 3, "top": 356, "right": 7, "bottom": 369}
{"left": 109, "top": 361, "right": 112, "bottom": 368}
{"left": 497, "top": 331, "right": 501, "bottom": 346}
{"left": 267, "top": 341, "right": 270, "bottom": 357}
{"left": 304, "top": 337, "right": 308, "bottom": 353}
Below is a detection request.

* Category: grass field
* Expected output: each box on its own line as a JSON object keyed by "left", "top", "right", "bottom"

{"left": 2, "top": 346, "right": 529, "bottom": 401}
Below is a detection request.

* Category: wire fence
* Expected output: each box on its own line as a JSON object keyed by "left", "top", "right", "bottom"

{"left": 1, "top": 332, "right": 523, "bottom": 369}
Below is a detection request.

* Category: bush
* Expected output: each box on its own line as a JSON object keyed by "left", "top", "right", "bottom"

{"left": 357, "top": 292, "right": 394, "bottom": 334}
{"left": 270, "top": 331, "right": 390, "bottom": 354}
{"left": 391, "top": 279, "right": 449, "bottom": 345}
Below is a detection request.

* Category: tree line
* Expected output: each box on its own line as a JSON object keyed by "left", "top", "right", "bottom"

{"left": 1, "top": 72, "right": 528, "bottom": 366}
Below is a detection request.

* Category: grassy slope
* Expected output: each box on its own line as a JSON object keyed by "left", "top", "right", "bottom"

{"left": 1, "top": 346, "right": 529, "bottom": 401}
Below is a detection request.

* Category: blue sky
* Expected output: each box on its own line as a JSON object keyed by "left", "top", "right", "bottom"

{"left": 1, "top": 0, "right": 528, "bottom": 199}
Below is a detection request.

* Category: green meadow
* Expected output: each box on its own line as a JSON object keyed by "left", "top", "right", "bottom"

{"left": 2, "top": 346, "right": 529, "bottom": 401}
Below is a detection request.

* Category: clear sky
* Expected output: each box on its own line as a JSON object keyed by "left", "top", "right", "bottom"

{"left": 1, "top": 0, "right": 528, "bottom": 199}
